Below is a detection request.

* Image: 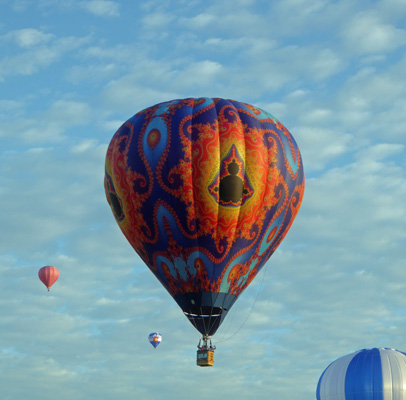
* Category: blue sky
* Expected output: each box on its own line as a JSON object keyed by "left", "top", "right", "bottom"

{"left": 0, "top": 0, "right": 405, "bottom": 399}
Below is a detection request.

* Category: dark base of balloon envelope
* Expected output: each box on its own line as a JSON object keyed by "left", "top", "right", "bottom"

{"left": 174, "top": 291, "right": 238, "bottom": 336}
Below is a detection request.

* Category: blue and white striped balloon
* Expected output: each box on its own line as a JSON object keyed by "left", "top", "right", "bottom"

{"left": 317, "top": 348, "right": 406, "bottom": 400}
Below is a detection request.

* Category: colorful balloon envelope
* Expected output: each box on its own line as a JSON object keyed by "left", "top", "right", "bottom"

{"left": 105, "top": 98, "right": 304, "bottom": 336}
{"left": 38, "top": 266, "right": 59, "bottom": 291}
{"left": 148, "top": 332, "right": 162, "bottom": 349}
{"left": 317, "top": 347, "right": 406, "bottom": 400}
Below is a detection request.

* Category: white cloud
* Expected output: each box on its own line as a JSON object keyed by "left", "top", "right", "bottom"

{"left": 181, "top": 12, "right": 216, "bottom": 28}
{"left": 70, "top": 139, "right": 99, "bottom": 153}
{"left": 102, "top": 79, "right": 179, "bottom": 115}
{"left": 142, "top": 11, "right": 175, "bottom": 29}
{"left": 0, "top": 139, "right": 107, "bottom": 259}
{"left": 0, "top": 99, "right": 25, "bottom": 118}
{"left": 299, "top": 143, "right": 406, "bottom": 253}
{"left": 8, "top": 0, "right": 31, "bottom": 12}
{"left": 269, "top": 0, "right": 330, "bottom": 35}
{"left": 0, "top": 33, "right": 91, "bottom": 79}
{"left": 66, "top": 44, "right": 136, "bottom": 84}
{"left": 172, "top": 60, "right": 224, "bottom": 88}
{"left": 341, "top": 11, "right": 406, "bottom": 55}
{"left": 377, "top": 0, "right": 406, "bottom": 21}
{"left": 336, "top": 57, "right": 406, "bottom": 141}
{"left": 295, "top": 126, "right": 354, "bottom": 171}
{"left": 3, "top": 28, "right": 55, "bottom": 48}
{"left": 0, "top": 99, "right": 92, "bottom": 144}
{"left": 355, "top": 142, "right": 404, "bottom": 162}
{"left": 80, "top": 0, "right": 119, "bottom": 17}
{"left": 47, "top": 99, "right": 92, "bottom": 127}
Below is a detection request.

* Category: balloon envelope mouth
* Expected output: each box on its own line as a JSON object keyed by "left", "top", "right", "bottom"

{"left": 184, "top": 307, "right": 225, "bottom": 336}
{"left": 174, "top": 292, "right": 238, "bottom": 336}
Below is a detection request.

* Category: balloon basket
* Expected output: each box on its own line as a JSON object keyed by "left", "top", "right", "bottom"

{"left": 196, "top": 335, "right": 216, "bottom": 366}
{"left": 197, "top": 349, "right": 215, "bottom": 367}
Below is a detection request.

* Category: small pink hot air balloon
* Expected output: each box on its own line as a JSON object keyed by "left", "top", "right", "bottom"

{"left": 38, "top": 266, "right": 59, "bottom": 291}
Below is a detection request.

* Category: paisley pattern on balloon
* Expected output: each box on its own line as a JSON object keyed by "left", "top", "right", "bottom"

{"left": 105, "top": 98, "right": 304, "bottom": 336}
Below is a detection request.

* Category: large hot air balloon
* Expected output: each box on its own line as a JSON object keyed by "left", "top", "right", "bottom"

{"left": 38, "top": 266, "right": 59, "bottom": 291}
{"left": 317, "top": 347, "right": 406, "bottom": 400}
{"left": 104, "top": 98, "right": 304, "bottom": 361}
{"left": 148, "top": 332, "right": 162, "bottom": 349}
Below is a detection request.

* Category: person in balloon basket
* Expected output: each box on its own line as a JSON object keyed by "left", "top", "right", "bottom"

{"left": 197, "top": 339, "right": 216, "bottom": 351}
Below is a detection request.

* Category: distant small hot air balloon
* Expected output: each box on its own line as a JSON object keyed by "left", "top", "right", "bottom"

{"left": 148, "top": 332, "right": 162, "bottom": 349}
{"left": 38, "top": 266, "right": 59, "bottom": 291}
{"left": 317, "top": 347, "right": 406, "bottom": 400}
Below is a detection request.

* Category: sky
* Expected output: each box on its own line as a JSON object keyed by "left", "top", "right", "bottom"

{"left": 0, "top": 0, "right": 405, "bottom": 399}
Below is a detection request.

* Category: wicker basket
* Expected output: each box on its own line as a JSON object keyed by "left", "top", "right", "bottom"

{"left": 197, "top": 349, "right": 215, "bottom": 367}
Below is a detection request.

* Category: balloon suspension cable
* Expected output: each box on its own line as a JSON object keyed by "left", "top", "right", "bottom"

{"left": 200, "top": 305, "right": 217, "bottom": 338}
{"left": 206, "top": 306, "right": 219, "bottom": 337}
{"left": 200, "top": 306, "right": 207, "bottom": 335}
{"left": 188, "top": 305, "right": 218, "bottom": 339}
{"left": 189, "top": 314, "right": 199, "bottom": 333}
{"left": 215, "top": 262, "right": 269, "bottom": 344}
{"left": 197, "top": 335, "right": 216, "bottom": 351}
